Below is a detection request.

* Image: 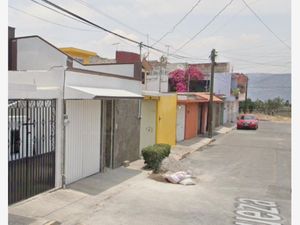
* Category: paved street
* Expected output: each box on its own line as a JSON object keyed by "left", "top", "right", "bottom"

{"left": 9, "top": 121, "right": 291, "bottom": 225}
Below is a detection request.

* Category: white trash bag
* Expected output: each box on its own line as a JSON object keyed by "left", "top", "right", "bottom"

{"left": 164, "top": 170, "right": 194, "bottom": 184}
{"left": 179, "top": 178, "right": 196, "bottom": 185}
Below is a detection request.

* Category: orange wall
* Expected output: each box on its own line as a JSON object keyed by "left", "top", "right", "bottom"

{"left": 184, "top": 103, "right": 198, "bottom": 140}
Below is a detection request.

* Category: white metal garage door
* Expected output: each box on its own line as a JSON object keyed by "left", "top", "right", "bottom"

{"left": 65, "top": 100, "right": 101, "bottom": 184}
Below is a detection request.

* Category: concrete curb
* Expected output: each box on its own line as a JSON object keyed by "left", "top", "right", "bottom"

{"left": 175, "top": 126, "right": 235, "bottom": 161}
{"left": 176, "top": 138, "right": 214, "bottom": 161}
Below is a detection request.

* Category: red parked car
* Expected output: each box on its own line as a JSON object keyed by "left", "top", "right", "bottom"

{"left": 237, "top": 114, "right": 258, "bottom": 130}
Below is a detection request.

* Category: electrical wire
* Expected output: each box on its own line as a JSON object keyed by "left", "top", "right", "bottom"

{"left": 9, "top": 5, "right": 100, "bottom": 32}
{"left": 37, "top": 0, "right": 166, "bottom": 51}
{"left": 151, "top": 0, "right": 203, "bottom": 47}
{"left": 30, "top": 0, "right": 94, "bottom": 28}
{"left": 74, "top": 0, "right": 148, "bottom": 37}
{"left": 241, "top": 0, "right": 291, "bottom": 50}
{"left": 71, "top": 0, "right": 210, "bottom": 61}
{"left": 174, "top": 0, "right": 235, "bottom": 53}
{"left": 34, "top": 0, "right": 211, "bottom": 62}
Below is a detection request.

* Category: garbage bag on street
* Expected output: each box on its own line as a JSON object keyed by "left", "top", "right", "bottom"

{"left": 179, "top": 178, "right": 196, "bottom": 185}
{"left": 164, "top": 171, "right": 192, "bottom": 184}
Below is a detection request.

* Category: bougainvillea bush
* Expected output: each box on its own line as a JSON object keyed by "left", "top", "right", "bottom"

{"left": 169, "top": 65, "right": 204, "bottom": 92}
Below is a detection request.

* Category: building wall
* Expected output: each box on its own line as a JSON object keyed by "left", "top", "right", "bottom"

{"left": 140, "top": 99, "right": 157, "bottom": 152}
{"left": 65, "top": 71, "right": 142, "bottom": 95}
{"left": 156, "top": 94, "right": 177, "bottom": 146}
{"left": 63, "top": 52, "right": 90, "bottom": 64}
{"left": 176, "top": 104, "right": 185, "bottom": 142}
{"left": 73, "top": 61, "right": 135, "bottom": 78}
{"left": 116, "top": 51, "right": 140, "bottom": 63}
{"left": 113, "top": 99, "right": 141, "bottom": 167}
{"left": 8, "top": 70, "right": 63, "bottom": 99}
{"left": 184, "top": 103, "right": 198, "bottom": 140}
{"left": 212, "top": 103, "right": 222, "bottom": 129}
{"left": 214, "top": 73, "right": 231, "bottom": 96}
{"left": 201, "top": 103, "right": 208, "bottom": 133}
{"left": 15, "top": 37, "right": 68, "bottom": 70}
{"left": 144, "top": 74, "right": 169, "bottom": 92}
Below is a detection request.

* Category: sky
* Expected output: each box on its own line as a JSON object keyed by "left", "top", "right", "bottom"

{"left": 8, "top": 0, "right": 291, "bottom": 74}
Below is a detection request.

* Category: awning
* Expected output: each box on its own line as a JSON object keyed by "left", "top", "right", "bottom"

{"left": 65, "top": 86, "right": 143, "bottom": 99}
{"left": 177, "top": 92, "right": 223, "bottom": 103}
{"left": 193, "top": 93, "right": 223, "bottom": 103}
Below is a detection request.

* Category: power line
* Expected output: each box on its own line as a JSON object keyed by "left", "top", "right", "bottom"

{"left": 174, "top": 0, "right": 235, "bottom": 53}
{"left": 38, "top": 0, "right": 166, "bottom": 51}
{"left": 35, "top": 0, "right": 210, "bottom": 61}
{"left": 71, "top": 0, "right": 209, "bottom": 61}
{"left": 9, "top": 5, "right": 99, "bottom": 32}
{"left": 151, "top": 0, "right": 203, "bottom": 47}
{"left": 30, "top": 0, "right": 93, "bottom": 28}
{"left": 74, "top": 0, "right": 148, "bottom": 37}
{"left": 241, "top": 0, "right": 291, "bottom": 50}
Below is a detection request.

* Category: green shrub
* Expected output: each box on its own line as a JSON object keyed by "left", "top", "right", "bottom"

{"left": 154, "top": 143, "right": 171, "bottom": 157}
{"left": 142, "top": 143, "right": 171, "bottom": 173}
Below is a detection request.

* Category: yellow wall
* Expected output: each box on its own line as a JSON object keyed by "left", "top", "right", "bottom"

{"left": 156, "top": 94, "right": 177, "bottom": 146}
{"left": 59, "top": 47, "right": 96, "bottom": 64}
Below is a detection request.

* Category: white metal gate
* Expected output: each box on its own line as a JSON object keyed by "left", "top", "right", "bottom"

{"left": 140, "top": 100, "right": 156, "bottom": 152}
{"left": 65, "top": 100, "right": 101, "bottom": 184}
{"left": 176, "top": 105, "right": 185, "bottom": 142}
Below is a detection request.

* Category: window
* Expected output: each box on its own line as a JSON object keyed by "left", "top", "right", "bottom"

{"left": 10, "top": 129, "right": 20, "bottom": 155}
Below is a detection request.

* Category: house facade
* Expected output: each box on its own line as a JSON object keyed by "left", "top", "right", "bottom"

{"left": 176, "top": 92, "right": 223, "bottom": 142}
{"left": 8, "top": 34, "right": 142, "bottom": 204}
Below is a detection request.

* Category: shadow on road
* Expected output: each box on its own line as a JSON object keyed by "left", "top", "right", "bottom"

{"left": 67, "top": 167, "right": 141, "bottom": 195}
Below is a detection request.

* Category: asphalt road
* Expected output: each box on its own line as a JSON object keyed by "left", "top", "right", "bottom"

{"left": 181, "top": 120, "right": 291, "bottom": 225}
{"left": 80, "top": 121, "right": 291, "bottom": 225}
{"left": 9, "top": 121, "right": 291, "bottom": 225}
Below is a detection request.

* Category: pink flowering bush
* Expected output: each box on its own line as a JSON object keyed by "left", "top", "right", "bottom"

{"left": 168, "top": 65, "right": 204, "bottom": 92}
{"left": 186, "top": 65, "right": 204, "bottom": 80}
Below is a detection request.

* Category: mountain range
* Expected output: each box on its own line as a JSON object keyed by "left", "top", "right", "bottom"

{"left": 246, "top": 73, "right": 291, "bottom": 102}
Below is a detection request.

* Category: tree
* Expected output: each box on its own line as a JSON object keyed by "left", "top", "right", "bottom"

{"left": 169, "top": 65, "right": 204, "bottom": 92}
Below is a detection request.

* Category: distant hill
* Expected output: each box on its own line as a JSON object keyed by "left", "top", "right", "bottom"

{"left": 246, "top": 73, "right": 291, "bottom": 102}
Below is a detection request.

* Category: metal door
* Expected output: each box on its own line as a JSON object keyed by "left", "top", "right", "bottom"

{"left": 140, "top": 100, "right": 156, "bottom": 151}
{"left": 8, "top": 100, "right": 56, "bottom": 205}
{"left": 65, "top": 100, "right": 101, "bottom": 184}
{"left": 176, "top": 105, "right": 185, "bottom": 142}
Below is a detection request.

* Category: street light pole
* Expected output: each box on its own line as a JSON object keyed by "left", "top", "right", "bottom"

{"left": 208, "top": 49, "right": 217, "bottom": 138}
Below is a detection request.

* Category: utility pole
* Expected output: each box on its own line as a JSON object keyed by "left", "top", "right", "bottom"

{"left": 139, "top": 42, "right": 143, "bottom": 61}
{"left": 208, "top": 49, "right": 217, "bottom": 138}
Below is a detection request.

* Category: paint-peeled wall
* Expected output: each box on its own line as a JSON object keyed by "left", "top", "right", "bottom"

{"left": 113, "top": 99, "right": 141, "bottom": 167}
{"left": 156, "top": 94, "right": 177, "bottom": 146}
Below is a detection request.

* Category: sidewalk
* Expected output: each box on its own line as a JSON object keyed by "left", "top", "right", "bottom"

{"left": 9, "top": 124, "right": 235, "bottom": 225}
{"left": 129, "top": 123, "right": 235, "bottom": 169}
